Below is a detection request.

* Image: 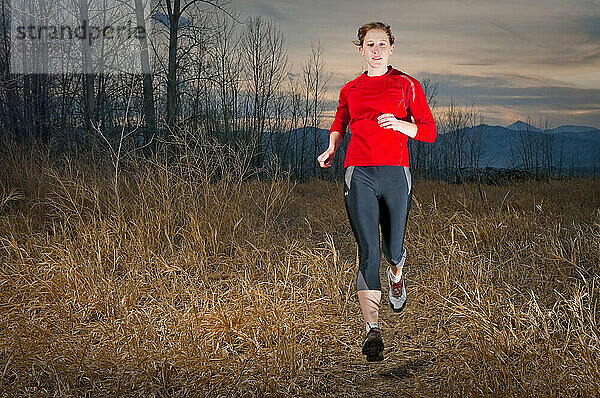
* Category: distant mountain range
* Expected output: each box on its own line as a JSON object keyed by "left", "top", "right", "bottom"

{"left": 262, "top": 121, "right": 600, "bottom": 172}
{"left": 453, "top": 121, "right": 600, "bottom": 170}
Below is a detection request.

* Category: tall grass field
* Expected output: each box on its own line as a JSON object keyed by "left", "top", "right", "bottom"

{"left": 1, "top": 136, "right": 599, "bottom": 396}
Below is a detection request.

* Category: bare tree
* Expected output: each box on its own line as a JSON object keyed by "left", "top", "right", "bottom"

{"left": 283, "top": 72, "right": 303, "bottom": 177}
{"left": 0, "top": 0, "right": 17, "bottom": 135}
{"left": 152, "top": 0, "right": 236, "bottom": 135}
{"left": 513, "top": 115, "right": 552, "bottom": 175}
{"left": 439, "top": 99, "right": 466, "bottom": 178}
{"left": 538, "top": 117, "right": 554, "bottom": 175}
{"left": 309, "top": 42, "right": 331, "bottom": 179}
{"left": 134, "top": 0, "right": 157, "bottom": 153}
{"left": 298, "top": 41, "right": 330, "bottom": 179}
{"left": 465, "top": 106, "right": 485, "bottom": 169}
{"left": 433, "top": 99, "right": 483, "bottom": 181}
{"left": 207, "top": 11, "right": 243, "bottom": 143}
{"left": 240, "top": 16, "right": 288, "bottom": 169}
{"left": 421, "top": 77, "right": 439, "bottom": 109}
{"left": 409, "top": 77, "right": 439, "bottom": 177}
{"left": 77, "top": 0, "right": 97, "bottom": 138}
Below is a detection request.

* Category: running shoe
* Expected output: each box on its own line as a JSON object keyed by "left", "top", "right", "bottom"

{"left": 387, "top": 266, "right": 407, "bottom": 313}
{"left": 362, "top": 327, "right": 384, "bottom": 362}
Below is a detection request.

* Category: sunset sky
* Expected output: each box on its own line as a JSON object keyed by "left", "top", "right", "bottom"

{"left": 233, "top": 0, "right": 600, "bottom": 128}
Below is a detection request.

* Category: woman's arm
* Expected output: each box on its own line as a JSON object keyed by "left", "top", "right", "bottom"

{"left": 378, "top": 76, "right": 436, "bottom": 143}
{"left": 405, "top": 77, "right": 437, "bottom": 143}
{"left": 327, "top": 131, "right": 345, "bottom": 152}
{"left": 377, "top": 115, "right": 417, "bottom": 138}
{"left": 318, "top": 131, "right": 344, "bottom": 168}
{"left": 318, "top": 84, "right": 350, "bottom": 168}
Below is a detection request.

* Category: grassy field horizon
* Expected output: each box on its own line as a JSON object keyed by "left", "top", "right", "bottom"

{"left": 1, "top": 137, "right": 599, "bottom": 396}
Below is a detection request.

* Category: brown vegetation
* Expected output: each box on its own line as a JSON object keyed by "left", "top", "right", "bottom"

{"left": 1, "top": 136, "right": 599, "bottom": 396}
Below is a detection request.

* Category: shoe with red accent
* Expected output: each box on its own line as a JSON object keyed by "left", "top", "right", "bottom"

{"left": 362, "top": 327, "right": 384, "bottom": 362}
{"left": 387, "top": 266, "right": 407, "bottom": 313}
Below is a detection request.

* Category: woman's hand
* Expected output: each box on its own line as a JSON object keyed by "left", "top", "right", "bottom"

{"left": 318, "top": 147, "right": 336, "bottom": 168}
{"left": 377, "top": 113, "right": 418, "bottom": 138}
{"left": 319, "top": 131, "right": 343, "bottom": 168}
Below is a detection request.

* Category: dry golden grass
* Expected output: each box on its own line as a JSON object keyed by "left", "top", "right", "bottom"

{"left": 1, "top": 135, "right": 599, "bottom": 397}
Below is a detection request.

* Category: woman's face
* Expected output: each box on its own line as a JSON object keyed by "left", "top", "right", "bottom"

{"left": 359, "top": 29, "right": 394, "bottom": 70}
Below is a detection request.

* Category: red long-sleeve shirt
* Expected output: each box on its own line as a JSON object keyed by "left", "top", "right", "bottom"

{"left": 330, "top": 65, "right": 437, "bottom": 168}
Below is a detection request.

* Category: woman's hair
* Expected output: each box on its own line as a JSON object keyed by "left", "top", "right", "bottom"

{"left": 353, "top": 22, "right": 395, "bottom": 47}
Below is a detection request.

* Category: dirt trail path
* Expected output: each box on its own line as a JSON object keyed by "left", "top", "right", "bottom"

{"left": 313, "top": 274, "right": 444, "bottom": 397}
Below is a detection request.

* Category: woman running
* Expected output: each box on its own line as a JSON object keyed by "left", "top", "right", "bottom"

{"left": 317, "top": 22, "right": 437, "bottom": 362}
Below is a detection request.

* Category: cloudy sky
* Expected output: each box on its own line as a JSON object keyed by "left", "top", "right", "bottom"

{"left": 232, "top": 0, "right": 600, "bottom": 128}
